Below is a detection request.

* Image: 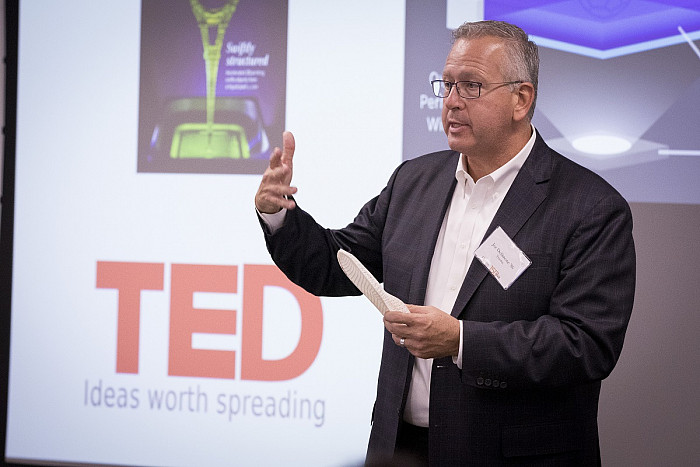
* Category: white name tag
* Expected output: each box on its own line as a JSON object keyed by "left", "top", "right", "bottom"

{"left": 474, "top": 226, "right": 531, "bottom": 290}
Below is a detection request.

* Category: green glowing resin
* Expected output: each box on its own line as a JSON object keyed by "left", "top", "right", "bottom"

{"left": 172, "top": 0, "right": 242, "bottom": 159}
{"left": 171, "top": 122, "right": 249, "bottom": 159}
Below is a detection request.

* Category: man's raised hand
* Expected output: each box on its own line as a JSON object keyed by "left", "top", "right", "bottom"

{"left": 255, "top": 131, "right": 298, "bottom": 213}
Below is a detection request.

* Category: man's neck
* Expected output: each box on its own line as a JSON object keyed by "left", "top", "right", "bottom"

{"left": 464, "top": 125, "right": 532, "bottom": 181}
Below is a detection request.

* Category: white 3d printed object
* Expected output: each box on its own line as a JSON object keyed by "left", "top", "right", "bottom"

{"left": 337, "top": 249, "right": 410, "bottom": 315}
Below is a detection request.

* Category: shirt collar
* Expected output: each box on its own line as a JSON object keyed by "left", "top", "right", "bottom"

{"left": 455, "top": 125, "right": 537, "bottom": 187}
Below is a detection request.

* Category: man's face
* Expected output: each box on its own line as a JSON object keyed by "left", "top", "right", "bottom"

{"left": 441, "top": 36, "right": 520, "bottom": 158}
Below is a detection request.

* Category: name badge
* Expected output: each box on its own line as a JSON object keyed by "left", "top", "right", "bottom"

{"left": 474, "top": 226, "right": 531, "bottom": 290}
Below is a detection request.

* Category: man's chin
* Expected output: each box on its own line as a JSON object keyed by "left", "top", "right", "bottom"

{"left": 446, "top": 137, "right": 475, "bottom": 155}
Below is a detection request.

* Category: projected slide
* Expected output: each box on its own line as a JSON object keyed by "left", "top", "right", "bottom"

{"left": 403, "top": 0, "right": 700, "bottom": 204}
{"left": 137, "top": 0, "right": 287, "bottom": 174}
{"left": 6, "top": 1, "right": 390, "bottom": 466}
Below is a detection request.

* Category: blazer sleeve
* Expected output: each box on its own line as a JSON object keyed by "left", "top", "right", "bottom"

{"left": 258, "top": 161, "right": 409, "bottom": 297}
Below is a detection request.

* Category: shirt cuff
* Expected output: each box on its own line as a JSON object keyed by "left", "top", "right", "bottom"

{"left": 257, "top": 208, "right": 287, "bottom": 234}
{"left": 452, "top": 320, "right": 464, "bottom": 369}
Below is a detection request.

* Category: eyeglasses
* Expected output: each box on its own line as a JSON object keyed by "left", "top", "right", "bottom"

{"left": 431, "top": 79, "right": 523, "bottom": 99}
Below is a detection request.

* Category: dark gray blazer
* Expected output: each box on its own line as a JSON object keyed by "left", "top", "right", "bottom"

{"left": 261, "top": 132, "right": 636, "bottom": 466}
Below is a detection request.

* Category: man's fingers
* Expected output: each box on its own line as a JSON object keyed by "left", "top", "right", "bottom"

{"left": 254, "top": 131, "right": 297, "bottom": 214}
{"left": 268, "top": 146, "right": 283, "bottom": 170}
{"left": 384, "top": 309, "right": 414, "bottom": 326}
{"left": 263, "top": 156, "right": 292, "bottom": 183}
{"left": 269, "top": 131, "right": 295, "bottom": 184}
{"left": 281, "top": 131, "right": 295, "bottom": 167}
{"left": 255, "top": 173, "right": 297, "bottom": 212}
{"left": 268, "top": 130, "right": 294, "bottom": 169}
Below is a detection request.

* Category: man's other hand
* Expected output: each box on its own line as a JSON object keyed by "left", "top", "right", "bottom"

{"left": 384, "top": 305, "right": 460, "bottom": 359}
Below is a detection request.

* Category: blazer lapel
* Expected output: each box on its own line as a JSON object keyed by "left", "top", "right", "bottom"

{"left": 408, "top": 152, "right": 459, "bottom": 305}
{"left": 450, "top": 134, "right": 553, "bottom": 318}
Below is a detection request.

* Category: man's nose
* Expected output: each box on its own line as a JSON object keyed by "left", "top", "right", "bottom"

{"left": 444, "top": 86, "right": 465, "bottom": 108}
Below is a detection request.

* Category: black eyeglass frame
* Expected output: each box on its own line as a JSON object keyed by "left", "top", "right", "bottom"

{"left": 431, "top": 79, "right": 523, "bottom": 99}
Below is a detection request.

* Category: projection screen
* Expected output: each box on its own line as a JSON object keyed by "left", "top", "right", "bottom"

{"left": 2, "top": 1, "right": 699, "bottom": 466}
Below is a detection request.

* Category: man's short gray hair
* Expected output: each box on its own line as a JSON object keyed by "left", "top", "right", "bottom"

{"left": 452, "top": 20, "right": 539, "bottom": 120}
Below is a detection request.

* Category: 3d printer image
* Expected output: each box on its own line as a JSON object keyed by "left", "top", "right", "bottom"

{"left": 138, "top": 0, "right": 286, "bottom": 174}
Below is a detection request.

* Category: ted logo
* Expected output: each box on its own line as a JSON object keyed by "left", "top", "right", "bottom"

{"left": 96, "top": 262, "right": 323, "bottom": 381}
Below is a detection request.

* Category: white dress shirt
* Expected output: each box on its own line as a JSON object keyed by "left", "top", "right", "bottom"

{"left": 403, "top": 129, "right": 536, "bottom": 426}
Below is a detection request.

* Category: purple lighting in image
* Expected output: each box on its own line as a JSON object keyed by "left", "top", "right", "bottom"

{"left": 485, "top": 0, "right": 700, "bottom": 55}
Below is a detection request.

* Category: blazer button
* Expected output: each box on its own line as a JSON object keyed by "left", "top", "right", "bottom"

{"left": 476, "top": 377, "right": 484, "bottom": 385}
{"left": 492, "top": 379, "right": 499, "bottom": 387}
{"left": 484, "top": 379, "right": 492, "bottom": 387}
{"left": 500, "top": 381, "right": 507, "bottom": 389}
